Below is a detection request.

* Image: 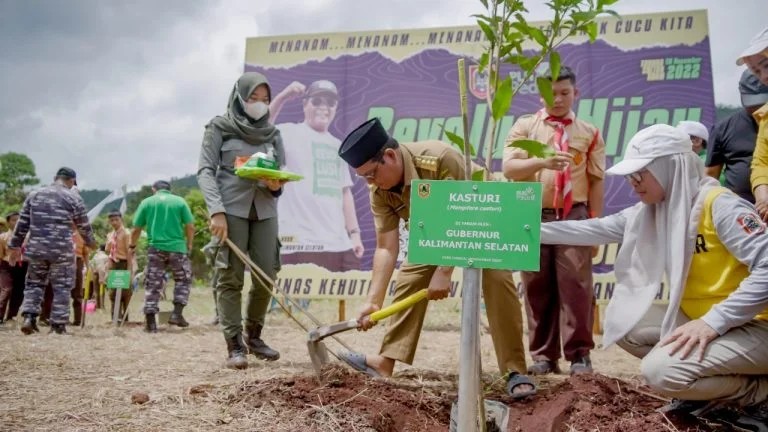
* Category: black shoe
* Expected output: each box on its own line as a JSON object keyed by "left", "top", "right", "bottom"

{"left": 731, "top": 402, "right": 768, "bottom": 432}
{"left": 144, "top": 313, "right": 158, "bottom": 333}
{"left": 20, "top": 313, "right": 40, "bottom": 335}
{"left": 657, "top": 399, "right": 713, "bottom": 416}
{"left": 50, "top": 323, "right": 67, "bottom": 334}
{"left": 570, "top": 356, "right": 593, "bottom": 375}
{"left": 168, "top": 303, "right": 189, "bottom": 327}
{"left": 244, "top": 324, "right": 280, "bottom": 361}
{"left": 225, "top": 334, "right": 248, "bottom": 370}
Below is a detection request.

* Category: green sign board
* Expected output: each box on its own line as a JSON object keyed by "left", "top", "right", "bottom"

{"left": 106, "top": 270, "right": 131, "bottom": 290}
{"left": 408, "top": 180, "right": 542, "bottom": 270}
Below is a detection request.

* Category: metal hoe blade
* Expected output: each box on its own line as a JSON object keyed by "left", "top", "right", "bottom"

{"left": 307, "top": 339, "right": 330, "bottom": 378}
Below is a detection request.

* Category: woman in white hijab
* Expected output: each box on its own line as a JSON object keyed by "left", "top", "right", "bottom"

{"left": 540, "top": 124, "right": 768, "bottom": 422}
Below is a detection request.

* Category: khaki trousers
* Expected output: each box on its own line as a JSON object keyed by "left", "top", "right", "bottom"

{"left": 622, "top": 309, "right": 768, "bottom": 406}
{"left": 379, "top": 263, "right": 527, "bottom": 375}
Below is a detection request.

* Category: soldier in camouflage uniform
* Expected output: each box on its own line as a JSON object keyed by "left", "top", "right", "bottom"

{"left": 8, "top": 167, "right": 96, "bottom": 335}
{"left": 129, "top": 180, "right": 195, "bottom": 333}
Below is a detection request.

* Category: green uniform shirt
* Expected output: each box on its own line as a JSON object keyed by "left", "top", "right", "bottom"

{"left": 133, "top": 190, "right": 194, "bottom": 253}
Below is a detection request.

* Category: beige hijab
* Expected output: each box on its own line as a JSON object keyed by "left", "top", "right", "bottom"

{"left": 602, "top": 130, "right": 720, "bottom": 347}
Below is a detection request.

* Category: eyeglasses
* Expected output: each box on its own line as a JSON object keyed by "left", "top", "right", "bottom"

{"left": 625, "top": 171, "right": 645, "bottom": 183}
{"left": 309, "top": 96, "right": 338, "bottom": 108}
{"left": 356, "top": 162, "right": 381, "bottom": 180}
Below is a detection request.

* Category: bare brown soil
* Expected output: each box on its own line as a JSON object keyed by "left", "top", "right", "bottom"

{"left": 0, "top": 292, "right": 733, "bottom": 431}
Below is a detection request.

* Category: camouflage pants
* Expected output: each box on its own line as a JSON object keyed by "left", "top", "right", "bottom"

{"left": 143, "top": 247, "right": 191, "bottom": 314}
{"left": 21, "top": 257, "right": 75, "bottom": 324}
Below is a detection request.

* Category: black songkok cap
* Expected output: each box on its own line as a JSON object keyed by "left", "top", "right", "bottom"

{"left": 338, "top": 118, "right": 390, "bottom": 168}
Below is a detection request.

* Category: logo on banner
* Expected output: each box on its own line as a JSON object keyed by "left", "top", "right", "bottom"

{"left": 418, "top": 183, "right": 431, "bottom": 198}
{"left": 469, "top": 65, "right": 489, "bottom": 99}
{"left": 516, "top": 186, "right": 536, "bottom": 201}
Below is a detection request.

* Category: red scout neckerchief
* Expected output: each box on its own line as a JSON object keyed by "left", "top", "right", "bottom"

{"left": 109, "top": 229, "right": 120, "bottom": 262}
{"left": 540, "top": 109, "right": 573, "bottom": 220}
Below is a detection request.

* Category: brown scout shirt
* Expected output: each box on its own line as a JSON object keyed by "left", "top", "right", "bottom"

{"left": 371, "top": 141, "right": 481, "bottom": 233}
{"left": 502, "top": 111, "right": 606, "bottom": 209}
{"left": 106, "top": 227, "right": 130, "bottom": 261}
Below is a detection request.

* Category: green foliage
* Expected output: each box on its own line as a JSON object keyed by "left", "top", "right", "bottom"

{"left": 80, "top": 189, "right": 112, "bottom": 210}
{"left": 0, "top": 152, "right": 39, "bottom": 216}
{"left": 474, "top": 0, "right": 619, "bottom": 170}
{"left": 509, "top": 139, "right": 557, "bottom": 158}
{"left": 443, "top": 129, "right": 477, "bottom": 156}
{"left": 184, "top": 189, "right": 211, "bottom": 279}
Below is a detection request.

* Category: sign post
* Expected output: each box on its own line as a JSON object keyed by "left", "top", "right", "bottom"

{"left": 106, "top": 270, "right": 131, "bottom": 325}
{"left": 409, "top": 179, "right": 541, "bottom": 430}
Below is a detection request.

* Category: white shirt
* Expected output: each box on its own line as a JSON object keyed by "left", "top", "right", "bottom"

{"left": 276, "top": 122, "right": 354, "bottom": 253}
{"left": 541, "top": 193, "right": 768, "bottom": 335}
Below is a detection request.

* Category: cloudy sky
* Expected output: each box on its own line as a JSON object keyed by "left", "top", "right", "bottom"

{"left": 0, "top": 0, "right": 763, "bottom": 191}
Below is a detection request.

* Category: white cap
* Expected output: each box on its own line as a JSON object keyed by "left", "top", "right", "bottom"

{"left": 737, "top": 26, "right": 768, "bottom": 65}
{"left": 676, "top": 120, "right": 709, "bottom": 143}
{"left": 606, "top": 124, "right": 691, "bottom": 176}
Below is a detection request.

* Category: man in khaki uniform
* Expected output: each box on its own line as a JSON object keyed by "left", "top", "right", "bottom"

{"left": 503, "top": 66, "right": 605, "bottom": 375}
{"left": 337, "top": 118, "right": 535, "bottom": 398}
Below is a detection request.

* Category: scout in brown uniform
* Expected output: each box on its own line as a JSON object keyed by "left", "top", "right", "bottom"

{"left": 337, "top": 118, "right": 535, "bottom": 398}
{"left": 0, "top": 212, "right": 17, "bottom": 323}
{"left": 106, "top": 211, "right": 132, "bottom": 320}
{"left": 502, "top": 66, "right": 606, "bottom": 375}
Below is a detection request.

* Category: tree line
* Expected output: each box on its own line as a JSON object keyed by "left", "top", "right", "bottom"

{"left": 0, "top": 152, "right": 211, "bottom": 280}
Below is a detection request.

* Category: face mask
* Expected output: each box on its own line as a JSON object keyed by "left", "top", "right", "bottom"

{"left": 244, "top": 101, "right": 269, "bottom": 120}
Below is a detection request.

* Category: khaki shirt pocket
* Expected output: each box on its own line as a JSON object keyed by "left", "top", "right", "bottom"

{"left": 568, "top": 135, "right": 592, "bottom": 167}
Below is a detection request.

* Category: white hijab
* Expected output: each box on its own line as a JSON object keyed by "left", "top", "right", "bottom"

{"left": 602, "top": 151, "right": 720, "bottom": 347}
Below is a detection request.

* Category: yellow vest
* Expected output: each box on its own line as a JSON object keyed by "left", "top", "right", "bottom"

{"left": 683, "top": 187, "right": 768, "bottom": 321}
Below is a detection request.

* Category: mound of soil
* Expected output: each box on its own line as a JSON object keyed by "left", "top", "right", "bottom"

{"left": 497, "top": 374, "right": 723, "bottom": 432}
{"left": 207, "top": 367, "right": 728, "bottom": 431}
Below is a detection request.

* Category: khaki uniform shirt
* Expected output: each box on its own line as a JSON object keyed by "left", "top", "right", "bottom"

{"left": 106, "top": 227, "right": 130, "bottom": 261}
{"left": 502, "top": 111, "right": 606, "bottom": 209}
{"left": 371, "top": 141, "right": 480, "bottom": 233}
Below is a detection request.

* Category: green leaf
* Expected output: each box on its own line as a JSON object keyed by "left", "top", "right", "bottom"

{"left": 585, "top": 21, "right": 598, "bottom": 41}
{"left": 536, "top": 76, "right": 554, "bottom": 106}
{"left": 478, "top": 52, "right": 490, "bottom": 72}
{"left": 477, "top": 21, "right": 496, "bottom": 45}
{"left": 471, "top": 168, "right": 486, "bottom": 181}
{"left": 603, "top": 9, "right": 621, "bottom": 19}
{"left": 508, "top": 139, "right": 556, "bottom": 158}
{"left": 527, "top": 26, "right": 548, "bottom": 47}
{"left": 549, "top": 51, "right": 561, "bottom": 82}
{"left": 491, "top": 76, "right": 513, "bottom": 121}
{"left": 479, "top": 0, "right": 489, "bottom": 9}
{"left": 472, "top": 14, "right": 492, "bottom": 24}
{"left": 443, "top": 129, "right": 477, "bottom": 156}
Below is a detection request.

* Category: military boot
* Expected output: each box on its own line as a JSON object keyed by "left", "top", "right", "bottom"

{"left": 225, "top": 334, "right": 248, "bottom": 370}
{"left": 244, "top": 323, "right": 280, "bottom": 361}
{"left": 50, "top": 323, "right": 67, "bottom": 335}
{"left": 20, "top": 313, "right": 40, "bottom": 335}
{"left": 168, "top": 303, "right": 189, "bottom": 327}
{"left": 145, "top": 313, "right": 158, "bottom": 333}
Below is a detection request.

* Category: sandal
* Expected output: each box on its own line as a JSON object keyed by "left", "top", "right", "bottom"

{"left": 338, "top": 351, "right": 381, "bottom": 378}
{"left": 506, "top": 372, "right": 537, "bottom": 400}
{"left": 527, "top": 360, "right": 560, "bottom": 375}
